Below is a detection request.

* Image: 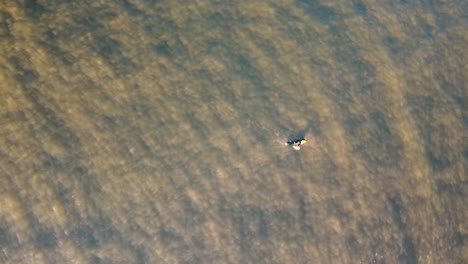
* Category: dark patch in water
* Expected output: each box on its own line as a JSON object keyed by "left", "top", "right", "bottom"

{"left": 436, "top": 77, "right": 465, "bottom": 112}
{"left": 144, "top": 17, "right": 178, "bottom": 36}
{"left": 40, "top": 38, "right": 76, "bottom": 66}
{"left": 384, "top": 36, "right": 401, "bottom": 55}
{"left": 35, "top": 229, "right": 58, "bottom": 249}
{"left": 296, "top": 197, "right": 315, "bottom": 238}
{"left": 419, "top": 20, "right": 434, "bottom": 38}
{"left": 158, "top": 228, "right": 182, "bottom": 245}
{"left": 10, "top": 56, "right": 83, "bottom": 155}
{"left": 72, "top": 225, "right": 100, "bottom": 248}
{"left": 352, "top": 0, "right": 367, "bottom": 16}
{"left": 0, "top": 225, "right": 14, "bottom": 247}
{"left": 73, "top": 14, "right": 104, "bottom": 31}
{"left": 387, "top": 194, "right": 405, "bottom": 230}
{"left": 407, "top": 96, "right": 455, "bottom": 171}
{"left": 94, "top": 36, "right": 137, "bottom": 75}
{"left": 345, "top": 111, "right": 402, "bottom": 167}
{"left": 20, "top": 84, "right": 79, "bottom": 149}
{"left": 189, "top": 116, "right": 209, "bottom": 140}
{"left": 72, "top": 165, "right": 102, "bottom": 194}
{"left": 24, "top": 0, "right": 45, "bottom": 19}
{"left": 10, "top": 56, "right": 39, "bottom": 84}
{"left": 143, "top": 0, "right": 163, "bottom": 7}
{"left": 297, "top": 0, "right": 337, "bottom": 24}
{"left": 230, "top": 53, "right": 261, "bottom": 81}
{"left": 15, "top": 69, "right": 39, "bottom": 84}
{"left": 180, "top": 198, "right": 206, "bottom": 228}
{"left": 118, "top": 0, "right": 143, "bottom": 16}
{"left": 435, "top": 180, "right": 467, "bottom": 198}
{"left": 426, "top": 145, "right": 450, "bottom": 171}
{"left": 154, "top": 41, "right": 172, "bottom": 57}
{"left": 0, "top": 11, "right": 13, "bottom": 37}
{"left": 237, "top": 207, "right": 273, "bottom": 262}
{"left": 269, "top": 209, "right": 298, "bottom": 241}
{"left": 387, "top": 195, "right": 418, "bottom": 263}
{"left": 219, "top": 203, "right": 307, "bottom": 262}
{"left": 346, "top": 234, "right": 360, "bottom": 251}
{"left": 451, "top": 231, "right": 467, "bottom": 247}
{"left": 401, "top": 236, "right": 418, "bottom": 264}
{"left": 353, "top": 59, "right": 378, "bottom": 94}
{"left": 90, "top": 255, "right": 110, "bottom": 264}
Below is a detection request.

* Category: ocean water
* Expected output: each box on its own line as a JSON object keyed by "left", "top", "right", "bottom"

{"left": 0, "top": 0, "right": 466, "bottom": 263}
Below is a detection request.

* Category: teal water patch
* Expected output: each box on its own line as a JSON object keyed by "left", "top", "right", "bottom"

{"left": 297, "top": 0, "right": 337, "bottom": 24}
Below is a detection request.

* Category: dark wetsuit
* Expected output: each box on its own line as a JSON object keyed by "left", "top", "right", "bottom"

{"left": 287, "top": 138, "right": 305, "bottom": 146}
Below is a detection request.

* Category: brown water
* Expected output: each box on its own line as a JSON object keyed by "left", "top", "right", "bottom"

{"left": 0, "top": 0, "right": 466, "bottom": 263}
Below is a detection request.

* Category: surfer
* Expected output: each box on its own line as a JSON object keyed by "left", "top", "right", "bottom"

{"left": 286, "top": 138, "right": 307, "bottom": 150}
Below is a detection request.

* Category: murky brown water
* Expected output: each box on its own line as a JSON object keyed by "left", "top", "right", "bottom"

{"left": 0, "top": 0, "right": 466, "bottom": 263}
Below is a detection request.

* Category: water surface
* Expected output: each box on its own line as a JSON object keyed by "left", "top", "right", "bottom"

{"left": 0, "top": 0, "right": 466, "bottom": 263}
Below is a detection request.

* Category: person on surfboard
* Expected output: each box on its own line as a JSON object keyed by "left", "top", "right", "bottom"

{"left": 286, "top": 138, "right": 307, "bottom": 150}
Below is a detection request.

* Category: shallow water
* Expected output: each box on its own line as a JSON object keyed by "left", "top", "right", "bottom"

{"left": 0, "top": 0, "right": 466, "bottom": 263}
